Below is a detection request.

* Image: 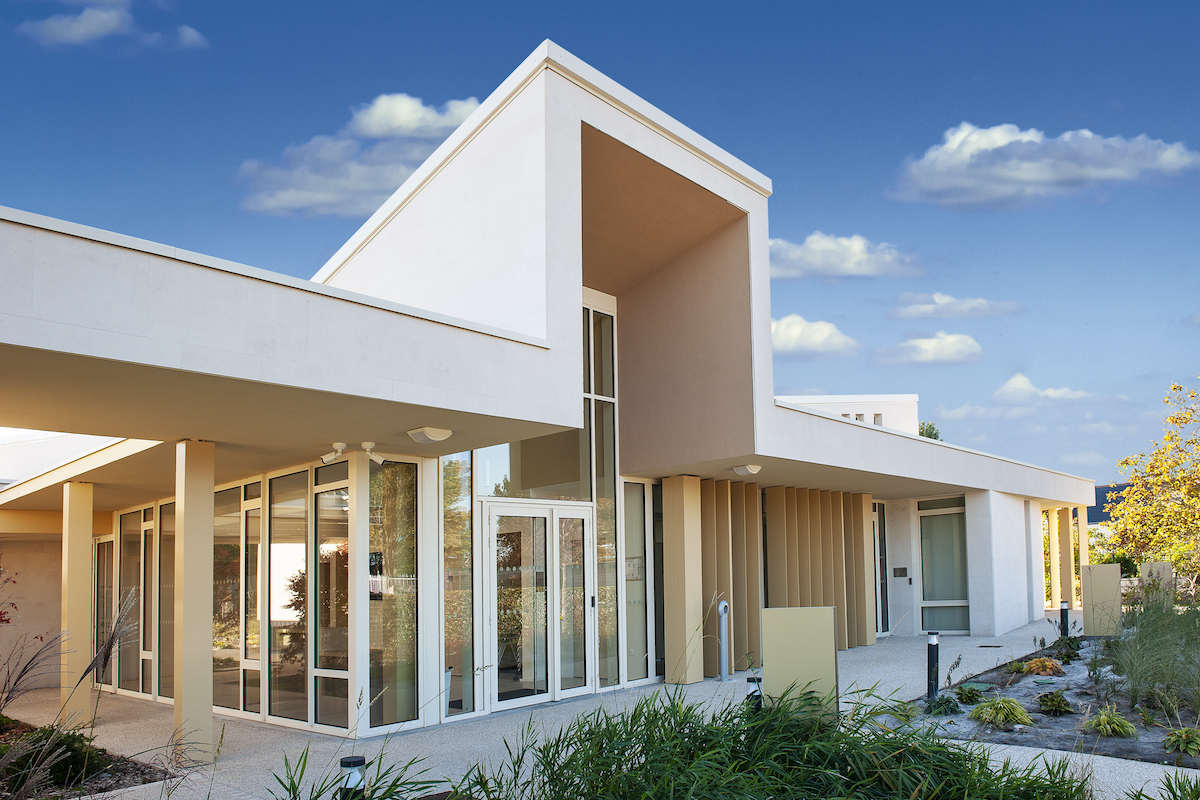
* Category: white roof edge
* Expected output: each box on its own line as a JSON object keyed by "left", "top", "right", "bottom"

{"left": 772, "top": 399, "right": 1094, "bottom": 485}
{"left": 313, "top": 39, "right": 772, "bottom": 285}
{"left": 0, "top": 438, "right": 162, "bottom": 509}
{"left": 777, "top": 394, "right": 919, "bottom": 403}
{"left": 0, "top": 205, "right": 548, "bottom": 349}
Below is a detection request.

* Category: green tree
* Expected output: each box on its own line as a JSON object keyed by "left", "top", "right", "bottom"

{"left": 1106, "top": 378, "right": 1200, "bottom": 576}
{"left": 918, "top": 420, "right": 941, "bottom": 440}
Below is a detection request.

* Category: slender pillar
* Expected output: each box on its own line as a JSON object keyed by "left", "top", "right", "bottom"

{"left": 829, "top": 492, "right": 848, "bottom": 650}
{"left": 730, "top": 482, "right": 748, "bottom": 671}
{"left": 784, "top": 488, "right": 800, "bottom": 606}
{"left": 714, "top": 481, "right": 735, "bottom": 675}
{"left": 851, "top": 494, "right": 875, "bottom": 646}
{"left": 808, "top": 492, "right": 823, "bottom": 603}
{"left": 819, "top": 491, "right": 835, "bottom": 608}
{"left": 61, "top": 482, "right": 94, "bottom": 723}
{"left": 1047, "top": 509, "right": 1061, "bottom": 608}
{"left": 663, "top": 476, "right": 704, "bottom": 684}
{"left": 175, "top": 440, "right": 215, "bottom": 760}
{"left": 841, "top": 493, "right": 857, "bottom": 648}
{"left": 743, "top": 484, "right": 764, "bottom": 668}
{"left": 1076, "top": 507, "right": 1090, "bottom": 571}
{"left": 796, "top": 490, "right": 811, "bottom": 606}
{"left": 700, "top": 479, "right": 718, "bottom": 676}
{"left": 1058, "top": 507, "right": 1076, "bottom": 609}
{"left": 763, "top": 487, "right": 788, "bottom": 608}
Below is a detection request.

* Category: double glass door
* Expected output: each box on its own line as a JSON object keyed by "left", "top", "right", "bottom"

{"left": 485, "top": 503, "right": 595, "bottom": 710}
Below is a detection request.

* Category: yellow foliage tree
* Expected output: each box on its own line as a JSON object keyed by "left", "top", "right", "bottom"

{"left": 1106, "top": 378, "right": 1200, "bottom": 576}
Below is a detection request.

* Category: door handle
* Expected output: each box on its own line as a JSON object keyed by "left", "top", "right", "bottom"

{"left": 591, "top": 596, "right": 596, "bottom": 608}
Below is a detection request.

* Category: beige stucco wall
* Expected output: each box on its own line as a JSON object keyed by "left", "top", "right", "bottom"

{"left": 0, "top": 537, "right": 63, "bottom": 689}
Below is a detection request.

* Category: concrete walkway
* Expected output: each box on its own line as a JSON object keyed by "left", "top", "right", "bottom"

{"left": 6, "top": 612, "right": 1196, "bottom": 799}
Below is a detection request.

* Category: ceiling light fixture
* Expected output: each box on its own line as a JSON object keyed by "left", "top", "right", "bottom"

{"left": 732, "top": 464, "right": 762, "bottom": 476}
{"left": 407, "top": 426, "right": 453, "bottom": 444}
{"left": 361, "top": 442, "right": 385, "bottom": 465}
{"left": 320, "top": 442, "right": 347, "bottom": 465}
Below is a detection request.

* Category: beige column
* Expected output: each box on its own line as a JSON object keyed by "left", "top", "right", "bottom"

{"left": 851, "top": 494, "right": 875, "bottom": 646}
{"left": 1047, "top": 509, "right": 1061, "bottom": 608}
{"left": 60, "top": 482, "right": 94, "bottom": 722}
{"left": 763, "top": 487, "right": 788, "bottom": 608}
{"left": 808, "top": 492, "right": 823, "bottom": 603}
{"left": 743, "top": 484, "right": 764, "bottom": 668}
{"left": 841, "top": 494, "right": 857, "bottom": 649}
{"left": 796, "top": 489, "right": 811, "bottom": 606}
{"left": 819, "top": 491, "right": 834, "bottom": 607}
{"left": 1058, "top": 507, "right": 1076, "bottom": 609}
{"left": 784, "top": 488, "right": 800, "bottom": 606}
{"left": 663, "top": 476, "right": 704, "bottom": 684}
{"left": 175, "top": 440, "right": 215, "bottom": 760}
{"left": 699, "top": 479, "right": 718, "bottom": 676}
{"left": 730, "top": 482, "right": 748, "bottom": 671}
{"left": 714, "top": 480, "right": 735, "bottom": 675}
{"left": 829, "top": 492, "right": 848, "bottom": 650}
{"left": 1076, "top": 507, "right": 1090, "bottom": 570}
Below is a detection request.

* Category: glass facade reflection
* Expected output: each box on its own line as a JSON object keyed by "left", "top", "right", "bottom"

{"left": 369, "top": 461, "right": 418, "bottom": 727}
{"left": 442, "top": 453, "right": 474, "bottom": 716}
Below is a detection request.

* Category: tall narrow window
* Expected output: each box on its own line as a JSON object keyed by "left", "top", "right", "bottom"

{"left": 158, "top": 504, "right": 175, "bottom": 698}
{"left": 245, "top": 508, "right": 261, "bottom": 661}
{"left": 623, "top": 483, "right": 648, "bottom": 680}
{"left": 920, "top": 511, "right": 969, "bottom": 632}
{"left": 369, "top": 461, "right": 418, "bottom": 727}
{"left": 213, "top": 488, "right": 241, "bottom": 709}
{"left": 315, "top": 486, "right": 350, "bottom": 729}
{"left": 269, "top": 471, "right": 308, "bottom": 721}
{"left": 95, "top": 540, "right": 114, "bottom": 686}
{"left": 653, "top": 485, "right": 664, "bottom": 678}
{"left": 595, "top": 400, "right": 618, "bottom": 686}
{"left": 442, "top": 452, "right": 473, "bottom": 716}
{"left": 118, "top": 512, "right": 141, "bottom": 692}
{"left": 592, "top": 311, "right": 615, "bottom": 397}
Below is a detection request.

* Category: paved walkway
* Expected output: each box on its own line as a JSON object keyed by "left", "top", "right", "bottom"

{"left": 6, "top": 612, "right": 1197, "bottom": 799}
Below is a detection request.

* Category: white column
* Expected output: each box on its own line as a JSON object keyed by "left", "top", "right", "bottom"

{"left": 175, "top": 440, "right": 214, "bottom": 761}
{"left": 61, "top": 482, "right": 94, "bottom": 723}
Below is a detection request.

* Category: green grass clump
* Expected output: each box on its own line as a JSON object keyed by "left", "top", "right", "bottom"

{"left": 1165, "top": 726, "right": 1200, "bottom": 757}
{"left": 954, "top": 685, "right": 984, "bottom": 705}
{"left": 1082, "top": 704, "right": 1138, "bottom": 738}
{"left": 1005, "top": 660, "right": 1027, "bottom": 674}
{"left": 1035, "top": 690, "right": 1074, "bottom": 717}
{"left": 451, "top": 689, "right": 1089, "bottom": 799}
{"left": 925, "top": 694, "right": 960, "bottom": 716}
{"left": 1125, "top": 772, "right": 1200, "bottom": 800}
{"left": 968, "top": 697, "right": 1034, "bottom": 728}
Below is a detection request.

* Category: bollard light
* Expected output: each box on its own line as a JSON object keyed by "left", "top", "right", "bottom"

{"left": 717, "top": 600, "right": 731, "bottom": 682}
{"left": 1060, "top": 600, "right": 1069, "bottom": 639}
{"left": 926, "top": 632, "right": 939, "bottom": 702}
{"left": 339, "top": 755, "right": 366, "bottom": 800}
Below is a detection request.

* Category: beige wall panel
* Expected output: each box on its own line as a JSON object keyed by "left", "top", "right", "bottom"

{"left": 743, "top": 484, "right": 764, "bottom": 669}
{"left": 175, "top": 441, "right": 215, "bottom": 759}
{"left": 1140, "top": 561, "right": 1175, "bottom": 588}
{"left": 1047, "top": 510, "right": 1061, "bottom": 608}
{"left": 59, "top": 482, "right": 92, "bottom": 721}
{"left": 785, "top": 487, "right": 800, "bottom": 607}
{"left": 761, "top": 607, "right": 838, "bottom": 708}
{"left": 841, "top": 493, "right": 857, "bottom": 648}
{"left": 829, "top": 492, "right": 848, "bottom": 650}
{"left": 1081, "top": 564, "right": 1122, "bottom": 636}
{"left": 700, "top": 479, "right": 718, "bottom": 677}
{"left": 819, "top": 491, "right": 835, "bottom": 608}
{"left": 763, "top": 487, "right": 789, "bottom": 609}
{"left": 714, "top": 480, "right": 735, "bottom": 677}
{"left": 809, "top": 492, "right": 823, "bottom": 603}
{"left": 1057, "top": 507, "right": 1075, "bottom": 609}
{"left": 794, "top": 490, "right": 811, "bottom": 607}
{"left": 663, "top": 476, "right": 704, "bottom": 684}
{"left": 1077, "top": 507, "right": 1090, "bottom": 569}
{"left": 852, "top": 494, "right": 876, "bottom": 646}
{"left": 0, "top": 538, "right": 62, "bottom": 690}
{"left": 730, "top": 482, "right": 748, "bottom": 671}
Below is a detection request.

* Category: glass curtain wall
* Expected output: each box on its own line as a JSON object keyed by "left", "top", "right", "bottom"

{"left": 369, "top": 460, "right": 418, "bottom": 728}
{"left": 652, "top": 485, "right": 665, "bottom": 678}
{"left": 559, "top": 517, "right": 587, "bottom": 690}
{"left": 442, "top": 453, "right": 474, "bottom": 716}
{"left": 213, "top": 488, "right": 241, "bottom": 709}
{"left": 158, "top": 504, "right": 175, "bottom": 698}
{"left": 94, "top": 540, "right": 114, "bottom": 686}
{"left": 269, "top": 471, "right": 308, "bottom": 721}
{"left": 591, "top": 311, "right": 619, "bottom": 687}
{"left": 315, "top": 476, "right": 349, "bottom": 728}
{"left": 919, "top": 510, "right": 969, "bottom": 631}
{"left": 244, "top": 496, "right": 261, "bottom": 713}
{"left": 118, "top": 511, "right": 141, "bottom": 692}
{"left": 622, "top": 483, "right": 648, "bottom": 681}
{"left": 495, "top": 515, "right": 548, "bottom": 700}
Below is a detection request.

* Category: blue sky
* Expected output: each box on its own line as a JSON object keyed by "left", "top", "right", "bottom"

{"left": 3, "top": 1, "right": 1198, "bottom": 483}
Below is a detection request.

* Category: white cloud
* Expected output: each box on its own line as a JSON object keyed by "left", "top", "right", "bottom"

{"left": 1185, "top": 312, "right": 1200, "bottom": 328}
{"left": 771, "top": 314, "right": 861, "bottom": 358}
{"left": 770, "top": 232, "right": 919, "bottom": 279}
{"left": 239, "top": 93, "right": 480, "bottom": 217}
{"left": 942, "top": 404, "right": 1034, "bottom": 420}
{"left": 893, "top": 291, "right": 1021, "bottom": 319}
{"left": 176, "top": 24, "right": 207, "bottom": 49}
{"left": 17, "top": 5, "right": 132, "bottom": 45}
{"left": 883, "top": 331, "right": 983, "bottom": 364}
{"left": 993, "top": 373, "right": 1088, "bottom": 405}
{"left": 1061, "top": 451, "right": 1108, "bottom": 467}
{"left": 892, "top": 122, "right": 1200, "bottom": 209}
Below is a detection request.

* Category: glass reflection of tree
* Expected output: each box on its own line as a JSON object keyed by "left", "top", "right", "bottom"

{"left": 596, "top": 495, "right": 619, "bottom": 685}
{"left": 443, "top": 457, "right": 472, "bottom": 711}
{"left": 213, "top": 541, "right": 240, "bottom": 667}
{"left": 280, "top": 569, "right": 306, "bottom": 665}
{"left": 370, "top": 462, "right": 418, "bottom": 726}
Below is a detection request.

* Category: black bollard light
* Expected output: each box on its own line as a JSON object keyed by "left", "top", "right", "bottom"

{"left": 339, "top": 755, "right": 366, "bottom": 800}
{"left": 1060, "top": 600, "right": 1069, "bottom": 639}
{"left": 927, "top": 632, "right": 939, "bottom": 702}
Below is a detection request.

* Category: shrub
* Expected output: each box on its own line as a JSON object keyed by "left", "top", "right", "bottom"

{"left": 1165, "top": 727, "right": 1200, "bottom": 757}
{"left": 926, "top": 694, "right": 960, "bottom": 716}
{"left": 1082, "top": 704, "right": 1137, "bottom": 738}
{"left": 1035, "top": 690, "right": 1073, "bottom": 717}
{"left": 1, "top": 726, "right": 110, "bottom": 788}
{"left": 954, "top": 685, "right": 984, "bottom": 705}
{"left": 1024, "top": 657, "right": 1065, "bottom": 676}
{"left": 968, "top": 697, "right": 1033, "bottom": 728}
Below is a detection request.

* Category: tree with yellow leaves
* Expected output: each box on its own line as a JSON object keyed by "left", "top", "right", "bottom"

{"left": 1106, "top": 378, "right": 1200, "bottom": 576}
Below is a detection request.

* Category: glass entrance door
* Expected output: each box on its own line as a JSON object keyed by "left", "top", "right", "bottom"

{"left": 485, "top": 503, "right": 595, "bottom": 710}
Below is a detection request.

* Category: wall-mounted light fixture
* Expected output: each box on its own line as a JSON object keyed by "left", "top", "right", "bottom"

{"left": 407, "top": 426, "right": 453, "bottom": 445}
{"left": 361, "top": 442, "right": 385, "bottom": 465}
{"left": 732, "top": 464, "right": 762, "bottom": 476}
{"left": 320, "top": 443, "right": 347, "bottom": 465}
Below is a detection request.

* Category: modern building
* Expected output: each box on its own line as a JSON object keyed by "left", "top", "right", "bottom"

{"left": 0, "top": 41, "right": 1093, "bottom": 755}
